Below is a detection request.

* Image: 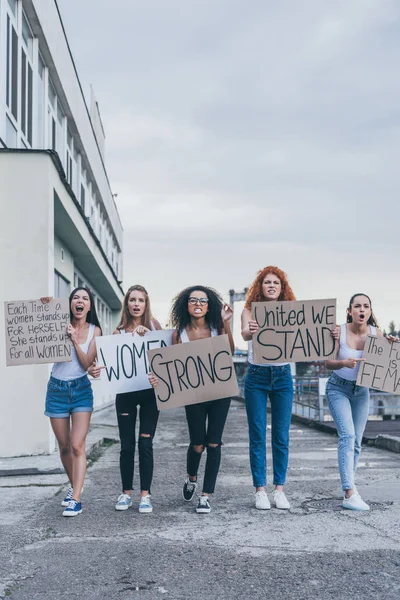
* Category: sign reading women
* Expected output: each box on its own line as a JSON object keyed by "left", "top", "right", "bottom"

{"left": 4, "top": 298, "right": 71, "bottom": 366}
{"left": 251, "top": 299, "right": 336, "bottom": 363}
{"left": 95, "top": 330, "right": 174, "bottom": 394}
{"left": 147, "top": 334, "right": 239, "bottom": 410}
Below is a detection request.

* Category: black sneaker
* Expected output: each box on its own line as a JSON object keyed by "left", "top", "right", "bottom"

{"left": 196, "top": 495, "right": 211, "bottom": 514}
{"left": 182, "top": 477, "right": 197, "bottom": 502}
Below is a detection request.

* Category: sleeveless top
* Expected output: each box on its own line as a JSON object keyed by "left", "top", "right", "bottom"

{"left": 335, "top": 323, "right": 377, "bottom": 381}
{"left": 52, "top": 323, "right": 95, "bottom": 381}
{"left": 180, "top": 327, "right": 218, "bottom": 344}
{"left": 119, "top": 320, "right": 156, "bottom": 334}
{"left": 248, "top": 340, "right": 289, "bottom": 367}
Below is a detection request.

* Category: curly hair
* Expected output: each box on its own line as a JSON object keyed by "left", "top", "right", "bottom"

{"left": 116, "top": 285, "right": 154, "bottom": 331}
{"left": 244, "top": 266, "right": 296, "bottom": 309}
{"left": 346, "top": 293, "right": 379, "bottom": 327}
{"left": 170, "top": 285, "right": 224, "bottom": 335}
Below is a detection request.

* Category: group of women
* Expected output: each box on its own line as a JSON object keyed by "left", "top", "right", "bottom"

{"left": 43, "top": 265, "right": 395, "bottom": 517}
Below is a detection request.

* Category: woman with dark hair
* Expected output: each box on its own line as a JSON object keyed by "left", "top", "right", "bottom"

{"left": 241, "top": 266, "right": 295, "bottom": 511}
{"left": 151, "top": 285, "right": 234, "bottom": 514}
{"left": 43, "top": 287, "right": 102, "bottom": 516}
{"left": 112, "top": 285, "right": 162, "bottom": 514}
{"left": 325, "top": 293, "right": 393, "bottom": 511}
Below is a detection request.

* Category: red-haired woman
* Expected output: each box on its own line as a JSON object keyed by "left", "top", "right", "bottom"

{"left": 112, "top": 285, "right": 161, "bottom": 514}
{"left": 241, "top": 266, "right": 295, "bottom": 511}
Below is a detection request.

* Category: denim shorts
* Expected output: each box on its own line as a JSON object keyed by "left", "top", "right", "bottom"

{"left": 45, "top": 374, "right": 94, "bottom": 418}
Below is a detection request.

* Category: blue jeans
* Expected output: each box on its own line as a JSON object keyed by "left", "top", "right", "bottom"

{"left": 244, "top": 364, "right": 293, "bottom": 487}
{"left": 326, "top": 372, "right": 370, "bottom": 491}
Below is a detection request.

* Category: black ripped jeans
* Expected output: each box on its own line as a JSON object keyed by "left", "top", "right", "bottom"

{"left": 116, "top": 388, "right": 159, "bottom": 493}
{"left": 185, "top": 397, "right": 231, "bottom": 494}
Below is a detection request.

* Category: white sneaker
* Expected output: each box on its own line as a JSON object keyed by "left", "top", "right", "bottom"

{"left": 139, "top": 494, "right": 153, "bottom": 514}
{"left": 272, "top": 490, "right": 291, "bottom": 510}
{"left": 115, "top": 493, "right": 133, "bottom": 511}
{"left": 255, "top": 490, "right": 271, "bottom": 510}
{"left": 342, "top": 492, "right": 369, "bottom": 511}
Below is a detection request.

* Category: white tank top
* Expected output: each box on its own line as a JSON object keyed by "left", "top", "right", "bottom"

{"left": 335, "top": 323, "right": 377, "bottom": 381}
{"left": 52, "top": 323, "right": 95, "bottom": 381}
{"left": 180, "top": 327, "right": 218, "bottom": 343}
{"left": 248, "top": 340, "right": 289, "bottom": 367}
{"left": 119, "top": 320, "right": 156, "bottom": 334}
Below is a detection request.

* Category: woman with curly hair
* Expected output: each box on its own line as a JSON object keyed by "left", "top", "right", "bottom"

{"left": 241, "top": 266, "right": 295, "bottom": 511}
{"left": 325, "top": 293, "right": 386, "bottom": 511}
{"left": 152, "top": 285, "right": 234, "bottom": 514}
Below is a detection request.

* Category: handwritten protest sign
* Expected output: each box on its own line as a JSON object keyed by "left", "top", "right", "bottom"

{"left": 252, "top": 299, "right": 336, "bottom": 364}
{"left": 4, "top": 298, "right": 71, "bottom": 366}
{"left": 96, "top": 330, "right": 174, "bottom": 394}
{"left": 147, "top": 334, "right": 239, "bottom": 410}
{"left": 357, "top": 335, "right": 400, "bottom": 395}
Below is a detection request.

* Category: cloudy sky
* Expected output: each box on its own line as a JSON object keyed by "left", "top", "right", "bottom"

{"left": 58, "top": 0, "right": 400, "bottom": 344}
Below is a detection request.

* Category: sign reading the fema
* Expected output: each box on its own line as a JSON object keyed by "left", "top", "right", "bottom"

{"left": 252, "top": 299, "right": 336, "bottom": 363}
{"left": 357, "top": 335, "right": 400, "bottom": 395}
{"left": 4, "top": 298, "right": 71, "bottom": 366}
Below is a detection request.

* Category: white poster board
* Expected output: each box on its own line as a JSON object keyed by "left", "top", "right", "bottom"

{"left": 95, "top": 329, "right": 174, "bottom": 394}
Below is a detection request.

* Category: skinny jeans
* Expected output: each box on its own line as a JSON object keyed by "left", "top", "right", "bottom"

{"left": 326, "top": 372, "right": 370, "bottom": 491}
{"left": 185, "top": 397, "right": 231, "bottom": 494}
{"left": 116, "top": 388, "right": 159, "bottom": 493}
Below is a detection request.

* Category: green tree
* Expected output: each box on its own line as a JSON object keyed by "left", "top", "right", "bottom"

{"left": 388, "top": 321, "right": 397, "bottom": 336}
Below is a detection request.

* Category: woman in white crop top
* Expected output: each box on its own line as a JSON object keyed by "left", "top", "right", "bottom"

{"left": 43, "top": 287, "right": 102, "bottom": 517}
{"left": 326, "top": 293, "right": 386, "bottom": 511}
{"left": 110, "top": 285, "right": 162, "bottom": 515}
{"left": 154, "top": 285, "right": 234, "bottom": 515}
{"left": 241, "top": 266, "right": 296, "bottom": 511}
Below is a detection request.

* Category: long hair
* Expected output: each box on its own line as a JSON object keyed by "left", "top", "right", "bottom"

{"left": 245, "top": 265, "right": 296, "bottom": 309}
{"left": 116, "top": 285, "right": 153, "bottom": 331}
{"left": 346, "top": 293, "right": 379, "bottom": 327}
{"left": 69, "top": 287, "right": 102, "bottom": 332}
{"left": 170, "top": 285, "right": 224, "bottom": 334}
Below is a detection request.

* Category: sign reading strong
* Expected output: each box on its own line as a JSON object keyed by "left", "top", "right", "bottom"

{"left": 147, "top": 334, "right": 239, "bottom": 410}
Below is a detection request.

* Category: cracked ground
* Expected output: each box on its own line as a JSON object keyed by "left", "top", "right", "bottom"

{"left": 1, "top": 401, "right": 399, "bottom": 599}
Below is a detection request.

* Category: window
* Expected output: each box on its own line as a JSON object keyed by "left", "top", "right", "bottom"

{"left": 54, "top": 271, "right": 70, "bottom": 298}
{"left": 5, "top": 114, "right": 17, "bottom": 146}
{"left": 20, "top": 48, "right": 33, "bottom": 145}
{"left": 7, "top": 0, "right": 17, "bottom": 17}
{"left": 22, "top": 12, "right": 33, "bottom": 58}
{"left": 6, "top": 14, "right": 19, "bottom": 121}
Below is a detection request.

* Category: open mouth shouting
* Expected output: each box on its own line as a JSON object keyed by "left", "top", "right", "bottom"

{"left": 75, "top": 305, "right": 85, "bottom": 314}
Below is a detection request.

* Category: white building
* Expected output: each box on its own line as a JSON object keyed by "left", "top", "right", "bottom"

{"left": 0, "top": 0, "right": 124, "bottom": 456}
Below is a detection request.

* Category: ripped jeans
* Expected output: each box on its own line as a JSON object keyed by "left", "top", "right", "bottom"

{"left": 185, "top": 397, "right": 231, "bottom": 494}
{"left": 116, "top": 389, "right": 159, "bottom": 493}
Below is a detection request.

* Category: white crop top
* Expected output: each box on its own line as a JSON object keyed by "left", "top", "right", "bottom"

{"left": 180, "top": 327, "right": 218, "bottom": 343}
{"left": 248, "top": 340, "right": 289, "bottom": 367}
{"left": 52, "top": 323, "right": 95, "bottom": 381}
{"left": 335, "top": 323, "right": 377, "bottom": 381}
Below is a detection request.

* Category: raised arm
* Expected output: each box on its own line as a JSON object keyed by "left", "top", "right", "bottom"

{"left": 70, "top": 326, "right": 102, "bottom": 371}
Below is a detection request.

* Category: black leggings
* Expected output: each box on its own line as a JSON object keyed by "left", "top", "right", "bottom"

{"left": 185, "top": 397, "right": 231, "bottom": 494}
{"left": 116, "top": 388, "right": 159, "bottom": 493}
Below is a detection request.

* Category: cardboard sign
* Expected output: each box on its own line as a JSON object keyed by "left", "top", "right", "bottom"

{"left": 252, "top": 299, "right": 336, "bottom": 364}
{"left": 147, "top": 334, "right": 239, "bottom": 411}
{"left": 96, "top": 329, "right": 174, "bottom": 394}
{"left": 4, "top": 298, "right": 71, "bottom": 366}
{"left": 357, "top": 335, "right": 400, "bottom": 395}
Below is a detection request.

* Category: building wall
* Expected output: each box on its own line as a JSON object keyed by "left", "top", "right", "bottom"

{"left": 0, "top": 153, "right": 53, "bottom": 456}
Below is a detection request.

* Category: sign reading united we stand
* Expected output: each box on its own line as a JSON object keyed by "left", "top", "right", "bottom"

{"left": 95, "top": 330, "right": 174, "bottom": 394}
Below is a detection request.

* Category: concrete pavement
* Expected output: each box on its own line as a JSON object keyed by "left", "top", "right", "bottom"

{"left": 0, "top": 400, "right": 399, "bottom": 599}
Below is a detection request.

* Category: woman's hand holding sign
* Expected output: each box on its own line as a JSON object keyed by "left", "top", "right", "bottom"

{"left": 248, "top": 319, "right": 259, "bottom": 335}
{"left": 148, "top": 373, "right": 158, "bottom": 388}
{"left": 221, "top": 304, "right": 233, "bottom": 322}
{"left": 134, "top": 325, "right": 150, "bottom": 336}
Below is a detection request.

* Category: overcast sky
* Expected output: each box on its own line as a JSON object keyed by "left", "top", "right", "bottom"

{"left": 58, "top": 0, "right": 400, "bottom": 344}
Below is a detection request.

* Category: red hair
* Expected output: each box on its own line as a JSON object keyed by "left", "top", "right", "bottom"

{"left": 245, "top": 266, "right": 296, "bottom": 309}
